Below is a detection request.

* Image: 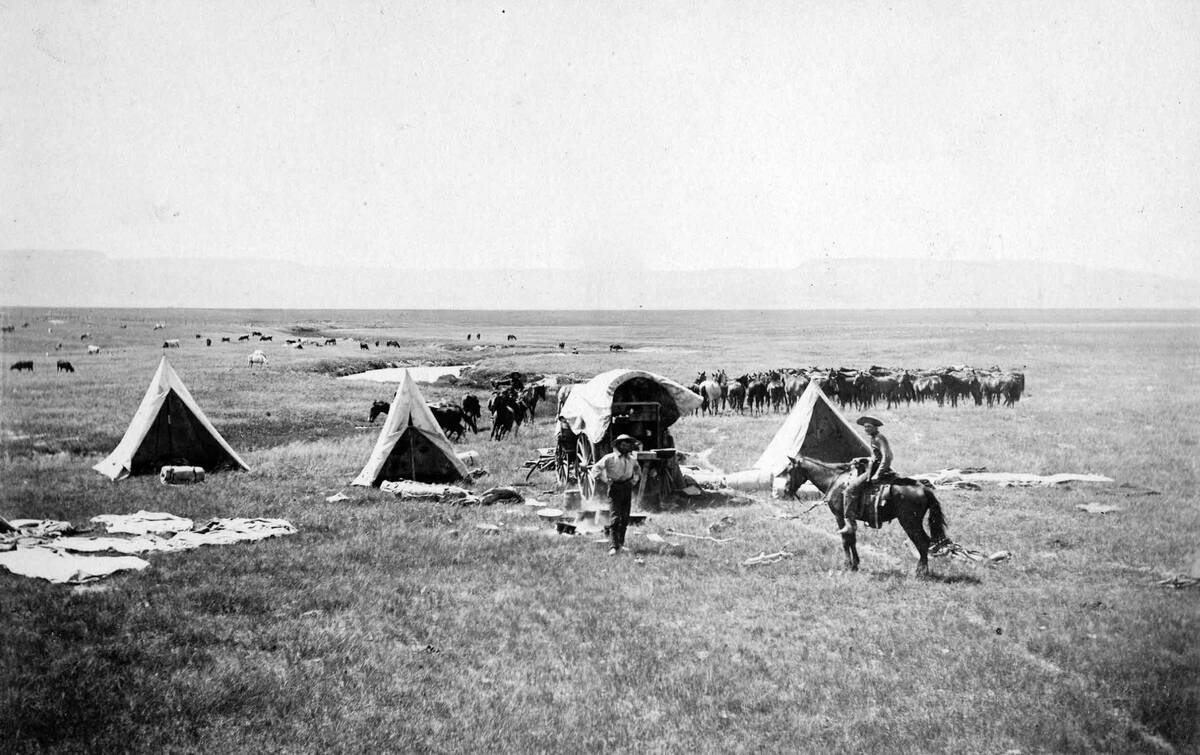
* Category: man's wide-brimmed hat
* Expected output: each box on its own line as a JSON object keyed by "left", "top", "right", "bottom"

{"left": 856, "top": 416, "right": 883, "bottom": 428}
{"left": 613, "top": 434, "right": 639, "bottom": 445}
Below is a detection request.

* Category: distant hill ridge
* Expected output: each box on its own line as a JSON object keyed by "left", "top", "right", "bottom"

{"left": 2, "top": 249, "right": 1197, "bottom": 309}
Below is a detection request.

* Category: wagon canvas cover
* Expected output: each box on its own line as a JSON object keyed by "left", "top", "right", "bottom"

{"left": 352, "top": 369, "right": 468, "bottom": 486}
{"left": 559, "top": 369, "right": 702, "bottom": 444}
{"left": 94, "top": 356, "right": 250, "bottom": 480}
{"left": 754, "top": 381, "right": 870, "bottom": 475}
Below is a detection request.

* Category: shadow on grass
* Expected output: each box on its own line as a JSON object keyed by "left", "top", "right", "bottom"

{"left": 866, "top": 568, "right": 984, "bottom": 586}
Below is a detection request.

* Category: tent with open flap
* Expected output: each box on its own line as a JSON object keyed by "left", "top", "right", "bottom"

{"left": 352, "top": 370, "right": 468, "bottom": 486}
{"left": 754, "top": 381, "right": 870, "bottom": 475}
{"left": 93, "top": 356, "right": 250, "bottom": 480}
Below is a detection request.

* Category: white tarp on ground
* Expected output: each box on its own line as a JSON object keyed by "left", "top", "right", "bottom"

{"left": 0, "top": 517, "right": 298, "bottom": 583}
{"left": 0, "top": 549, "right": 150, "bottom": 584}
{"left": 93, "top": 356, "right": 250, "bottom": 480}
{"left": 754, "top": 381, "right": 870, "bottom": 475}
{"left": 91, "top": 511, "right": 194, "bottom": 534}
{"left": 559, "top": 369, "right": 702, "bottom": 445}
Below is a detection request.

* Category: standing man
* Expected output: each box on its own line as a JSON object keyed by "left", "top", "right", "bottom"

{"left": 839, "top": 416, "right": 892, "bottom": 535}
{"left": 592, "top": 434, "right": 642, "bottom": 556}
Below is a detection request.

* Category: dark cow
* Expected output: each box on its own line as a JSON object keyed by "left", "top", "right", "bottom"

{"left": 559, "top": 342, "right": 565, "bottom": 349}
{"left": 195, "top": 334, "right": 202, "bottom": 339}
{"left": 237, "top": 334, "right": 250, "bottom": 341}
{"left": 506, "top": 334, "right": 517, "bottom": 341}
{"left": 386, "top": 340, "right": 400, "bottom": 348}
{"left": 430, "top": 405, "right": 468, "bottom": 442}
{"left": 10, "top": 360, "right": 34, "bottom": 372}
{"left": 206, "top": 338, "right": 212, "bottom": 346}
{"left": 252, "top": 331, "right": 263, "bottom": 337}
{"left": 461, "top": 394, "right": 481, "bottom": 433}
{"left": 80, "top": 333, "right": 90, "bottom": 340}
{"left": 609, "top": 344, "right": 623, "bottom": 351}
{"left": 0, "top": 325, "right": 14, "bottom": 333}
{"left": 360, "top": 342, "right": 370, "bottom": 351}
{"left": 259, "top": 335, "right": 273, "bottom": 341}
{"left": 221, "top": 337, "right": 231, "bottom": 342}
{"left": 324, "top": 338, "right": 337, "bottom": 346}
{"left": 56, "top": 360, "right": 74, "bottom": 373}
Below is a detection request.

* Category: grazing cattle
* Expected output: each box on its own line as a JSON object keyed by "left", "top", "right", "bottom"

{"left": 54, "top": 343, "right": 63, "bottom": 351}
{"left": 248, "top": 350, "right": 268, "bottom": 367}
{"left": 259, "top": 335, "right": 273, "bottom": 341}
{"left": 559, "top": 342, "right": 565, "bottom": 349}
{"left": 609, "top": 344, "right": 623, "bottom": 351}
{"left": 10, "top": 360, "right": 33, "bottom": 372}
{"left": 162, "top": 339, "right": 181, "bottom": 348}
{"left": 461, "top": 394, "right": 481, "bottom": 433}
{"left": 251, "top": 331, "right": 263, "bottom": 337}
{"left": 506, "top": 334, "right": 517, "bottom": 341}
{"left": 0, "top": 325, "right": 14, "bottom": 333}
{"left": 221, "top": 337, "right": 231, "bottom": 342}
{"left": 467, "top": 333, "right": 472, "bottom": 341}
{"left": 430, "top": 405, "right": 469, "bottom": 442}
{"left": 360, "top": 343, "right": 370, "bottom": 351}
{"left": 237, "top": 334, "right": 250, "bottom": 341}
{"left": 476, "top": 333, "right": 481, "bottom": 340}
{"left": 206, "top": 338, "right": 212, "bottom": 346}
{"left": 80, "top": 333, "right": 90, "bottom": 340}
{"left": 324, "top": 338, "right": 337, "bottom": 346}
{"left": 386, "top": 340, "right": 400, "bottom": 348}
{"left": 375, "top": 341, "right": 380, "bottom": 347}
{"left": 56, "top": 360, "right": 74, "bottom": 373}
{"left": 153, "top": 322, "right": 165, "bottom": 330}
{"left": 369, "top": 400, "right": 390, "bottom": 423}
{"left": 195, "top": 334, "right": 202, "bottom": 339}
{"left": 87, "top": 345, "right": 101, "bottom": 355}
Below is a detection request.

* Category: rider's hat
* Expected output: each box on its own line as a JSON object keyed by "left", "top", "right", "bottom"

{"left": 613, "top": 434, "right": 639, "bottom": 445}
{"left": 856, "top": 416, "right": 883, "bottom": 428}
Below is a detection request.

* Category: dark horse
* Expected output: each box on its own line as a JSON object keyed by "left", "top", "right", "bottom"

{"left": 369, "top": 400, "right": 390, "bottom": 423}
{"left": 781, "top": 455, "right": 949, "bottom": 576}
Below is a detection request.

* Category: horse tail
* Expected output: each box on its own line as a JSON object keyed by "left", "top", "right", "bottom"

{"left": 924, "top": 487, "right": 949, "bottom": 542}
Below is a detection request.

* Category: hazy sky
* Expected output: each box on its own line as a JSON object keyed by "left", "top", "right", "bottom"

{"left": 3, "top": 1, "right": 1198, "bottom": 278}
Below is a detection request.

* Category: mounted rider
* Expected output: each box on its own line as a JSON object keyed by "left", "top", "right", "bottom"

{"left": 839, "top": 416, "right": 893, "bottom": 535}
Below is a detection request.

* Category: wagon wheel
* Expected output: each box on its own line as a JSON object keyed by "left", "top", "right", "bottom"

{"left": 576, "top": 435, "right": 596, "bottom": 500}
{"left": 554, "top": 449, "right": 572, "bottom": 487}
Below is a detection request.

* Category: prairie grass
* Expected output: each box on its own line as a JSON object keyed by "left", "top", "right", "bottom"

{"left": 1, "top": 307, "right": 1197, "bottom": 753}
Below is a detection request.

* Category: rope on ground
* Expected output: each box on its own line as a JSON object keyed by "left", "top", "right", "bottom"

{"left": 929, "top": 539, "right": 1012, "bottom": 565}
{"left": 741, "top": 550, "right": 794, "bottom": 567}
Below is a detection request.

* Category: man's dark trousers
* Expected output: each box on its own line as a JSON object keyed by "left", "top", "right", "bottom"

{"left": 608, "top": 479, "right": 633, "bottom": 549}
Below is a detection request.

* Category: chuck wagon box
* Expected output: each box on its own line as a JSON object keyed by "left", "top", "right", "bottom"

{"left": 558, "top": 369, "right": 702, "bottom": 511}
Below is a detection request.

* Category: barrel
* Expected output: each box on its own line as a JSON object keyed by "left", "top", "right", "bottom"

{"left": 160, "top": 466, "right": 205, "bottom": 485}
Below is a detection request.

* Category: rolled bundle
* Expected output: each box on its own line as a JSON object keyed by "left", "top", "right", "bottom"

{"left": 160, "top": 466, "right": 205, "bottom": 485}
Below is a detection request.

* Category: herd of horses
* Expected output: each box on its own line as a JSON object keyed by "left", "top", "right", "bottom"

{"left": 369, "top": 382, "right": 548, "bottom": 443}
{"left": 688, "top": 365, "right": 1026, "bottom": 415}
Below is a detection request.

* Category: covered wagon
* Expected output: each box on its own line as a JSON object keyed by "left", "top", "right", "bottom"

{"left": 558, "top": 368, "right": 701, "bottom": 509}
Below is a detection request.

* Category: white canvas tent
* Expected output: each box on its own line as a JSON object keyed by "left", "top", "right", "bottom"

{"left": 352, "top": 370, "right": 468, "bottom": 486}
{"left": 94, "top": 357, "right": 250, "bottom": 480}
{"left": 754, "top": 381, "right": 871, "bottom": 475}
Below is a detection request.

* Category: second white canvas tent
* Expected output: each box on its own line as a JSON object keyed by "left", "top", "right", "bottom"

{"left": 93, "top": 356, "right": 250, "bottom": 480}
{"left": 351, "top": 370, "right": 468, "bottom": 486}
{"left": 753, "top": 381, "right": 870, "bottom": 475}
